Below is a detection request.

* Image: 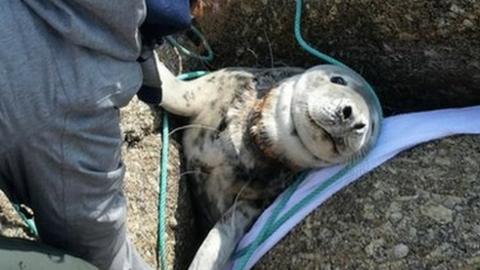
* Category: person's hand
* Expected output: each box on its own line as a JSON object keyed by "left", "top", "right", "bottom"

{"left": 141, "top": 0, "right": 192, "bottom": 46}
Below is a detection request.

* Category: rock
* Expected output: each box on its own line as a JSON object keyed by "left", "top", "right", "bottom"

{"left": 473, "top": 225, "right": 480, "bottom": 236}
{"left": 364, "top": 238, "right": 387, "bottom": 261}
{"left": 420, "top": 204, "right": 454, "bottom": 224}
{"left": 389, "top": 212, "right": 403, "bottom": 224}
{"left": 392, "top": 244, "right": 410, "bottom": 259}
{"left": 254, "top": 136, "right": 480, "bottom": 269}
{"left": 193, "top": 0, "right": 480, "bottom": 114}
{"left": 120, "top": 97, "right": 198, "bottom": 269}
{"left": 463, "top": 19, "right": 475, "bottom": 28}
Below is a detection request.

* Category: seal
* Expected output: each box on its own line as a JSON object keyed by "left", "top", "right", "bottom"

{"left": 156, "top": 56, "right": 381, "bottom": 270}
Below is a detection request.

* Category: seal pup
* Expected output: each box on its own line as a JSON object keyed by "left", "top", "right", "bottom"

{"left": 156, "top": 55, "right": 381, "bottom": 270}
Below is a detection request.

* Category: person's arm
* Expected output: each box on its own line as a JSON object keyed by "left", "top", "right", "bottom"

{"left": 24, "top": 0, "right": 194, "bottom": 105}
{"left": 22, "top": 0, "right": 146, "bottom": 60}
{"left": 141, "top": 0, "right": 192, "bottom": 46}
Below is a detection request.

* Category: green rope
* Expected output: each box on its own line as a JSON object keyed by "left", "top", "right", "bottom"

{"left": 294, "top": 0, "right": 383, "bottom": 143}
{"left": 176, "top": 70, "right": 209, "bottom": 81}
{"left": 233, "top": 173, "right": 305, "bottom": 270}
{"left": 157, "top": 22, "right": 213, "bottom": 269}
{"left": 157, "top": 70, "right": 210, "bottom": 270}
{"left": 13, "top": 204, "right": 39, "bottom": 237}
{"left": 233, "top": 0, "right": 383, "bottom": 268}
{"left": 165, "top": 25, "right": 214, "bottom": 62}
{"left": 158, "top": 111, "right": 169, "bottom": 270}
{"left": 233, "top": 164, "right": 354, "bottom": 260}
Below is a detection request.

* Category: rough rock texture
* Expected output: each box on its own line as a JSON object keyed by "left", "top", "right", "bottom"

{"left": 0, "top": 195, "right": 30, "bottom": 240}
{"left": 194, "top": 0, "right": 480, "bottom": 115}
{"left": 255, "top": 135, "right": 480, "bottom": 270}
{"left": 120, "top": 97, "right": 197, "bottom": 270}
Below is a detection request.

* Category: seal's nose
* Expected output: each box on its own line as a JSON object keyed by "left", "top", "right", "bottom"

{"left": 340, "top": 104, "right": 366, "bottom": 131}
{"left": 341, "top": 106, "right": 352, "bottom": 120}
{"left": 353, "top": 122, "right": 366, "bottom": 130}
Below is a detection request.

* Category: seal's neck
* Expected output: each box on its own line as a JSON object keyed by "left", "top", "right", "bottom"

{"left": 248, "top": 79, "right": 331, "bottom": 170}
{"left": 248, "top": 90, "right": 300, "bottom": 171}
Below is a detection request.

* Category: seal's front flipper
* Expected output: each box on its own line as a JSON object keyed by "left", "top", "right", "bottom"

{"left": 188, "top": 201, "right": 260, "bottom": 270}
{"left": 142, "top": 50, "right": 213, "bottom": 117}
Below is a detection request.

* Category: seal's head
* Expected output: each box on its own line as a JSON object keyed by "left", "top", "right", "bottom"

{"left": 252, "top": 65, "right": 381, "bottom": 169}
{"left": 292, "top": 65, "right": 381, "bottom": 165}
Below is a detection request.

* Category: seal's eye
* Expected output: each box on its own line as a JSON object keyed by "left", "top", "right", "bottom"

{"left": 330, "top": 76, "right": 347, "bottom": 86}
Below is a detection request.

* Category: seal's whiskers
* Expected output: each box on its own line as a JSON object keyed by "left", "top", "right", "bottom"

{"left": 229, "top": 180, "right": 253, "bottom": 228}
{"left": 168, "top": 124, "right": 219, "bottom": 137}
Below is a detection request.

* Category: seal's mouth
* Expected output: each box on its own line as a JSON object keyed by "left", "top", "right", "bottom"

{"left": 304, "top": 112, "right": 340, "bottom": 155}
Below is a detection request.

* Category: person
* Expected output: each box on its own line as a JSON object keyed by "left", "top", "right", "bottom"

{"left": 0, "top": 1, "right": 195, "bottom": 269}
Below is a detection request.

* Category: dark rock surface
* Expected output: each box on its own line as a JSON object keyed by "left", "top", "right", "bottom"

{"left": 195, "top": 0, "right": 480, "bottom": 115}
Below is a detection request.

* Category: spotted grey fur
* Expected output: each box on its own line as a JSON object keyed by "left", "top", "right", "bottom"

{"left": 154, "top": 51, "right": 381, "bottom": 270}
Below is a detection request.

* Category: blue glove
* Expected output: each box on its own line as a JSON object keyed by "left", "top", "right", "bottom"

{"left": 141, "top": 0, "right": 192, "bottom": 45}
{"left": 138, "top": 0, "right": 193, "bottom": 104}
